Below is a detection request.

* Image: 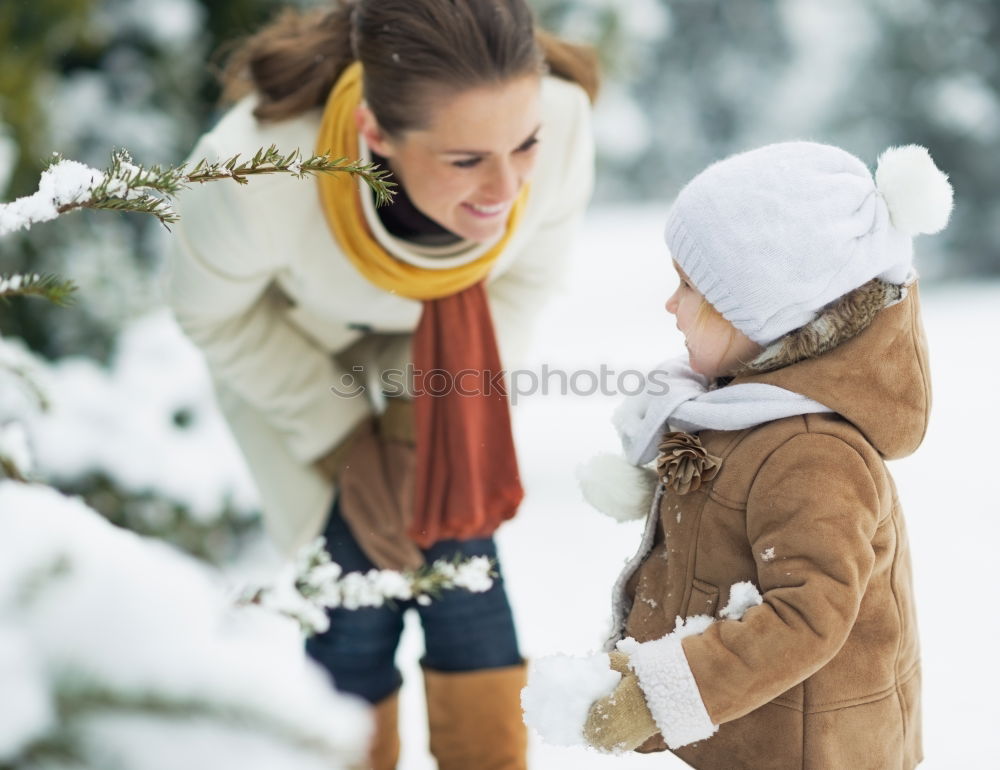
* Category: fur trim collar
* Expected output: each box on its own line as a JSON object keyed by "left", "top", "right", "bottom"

{"left": 731, "top": 279, "right": 905, "bottom": 378}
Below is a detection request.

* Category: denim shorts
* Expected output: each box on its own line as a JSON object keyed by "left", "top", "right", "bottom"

{"left": 305, "top": 496, "right": 522, "bottom": 703}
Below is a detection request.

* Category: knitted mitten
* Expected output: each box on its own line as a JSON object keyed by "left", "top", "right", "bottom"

{"left": 582, "top": 652, "right": 660, "bottom": 753}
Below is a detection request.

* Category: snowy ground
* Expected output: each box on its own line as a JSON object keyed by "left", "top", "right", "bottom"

{"left": 383, "top": 204, "right": 999, "bottom": 769}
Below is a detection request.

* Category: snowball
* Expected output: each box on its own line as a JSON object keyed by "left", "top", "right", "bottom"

{"left": 522, "top": 653, "right": 621, "bottom": 747}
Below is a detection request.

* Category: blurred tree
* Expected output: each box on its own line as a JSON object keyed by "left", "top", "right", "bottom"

{"left": 0, "top": 0, "right": 95, "bottom": 197}
{"left": 537, "top": 0, "right": 994, "bottom": 276}
{"left": 832, "top": 0, "right": 1000, "bottom": 278}
{"left": 534, "top": 0, "right": 792, "bottom": 201}
{"left": 0, "top": 0, "right": 299, "bottom": 360}
{"left": 0, "top": 0, "right": 312, "bottom": 561}
{"left": 0, "top": 0, "right": 96, "bottom": 358}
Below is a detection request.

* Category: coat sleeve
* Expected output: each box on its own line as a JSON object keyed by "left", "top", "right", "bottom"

{"left": 486, "top": 82, "right": 594, "bottom": 369}
{"left": 623, "top": 432, "right": 881, "bottom": 749}
{"left": 162, "top": 134, "right": 371, "bottom": 464}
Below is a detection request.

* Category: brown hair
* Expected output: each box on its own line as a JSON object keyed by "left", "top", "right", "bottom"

{"left": 220, "top": 0, "right": 599, "bottom": 132}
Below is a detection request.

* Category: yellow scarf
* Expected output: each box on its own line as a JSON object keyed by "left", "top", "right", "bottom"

{"left": 315, "top": 61, "right": 529, "bottom": 301}
{"left": 314, "top": 61, "right": 528, "bottom": 549}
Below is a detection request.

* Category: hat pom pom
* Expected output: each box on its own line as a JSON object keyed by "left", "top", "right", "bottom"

{"left": 875, "top": 144, "right": 954, "bottom": 236}
{"left": 576, "top": 453, "right": 657, "bottom": 523}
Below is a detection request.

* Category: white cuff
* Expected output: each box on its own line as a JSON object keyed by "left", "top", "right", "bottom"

{"left": 618, "top": 629, "right": 717, "bottom": 749}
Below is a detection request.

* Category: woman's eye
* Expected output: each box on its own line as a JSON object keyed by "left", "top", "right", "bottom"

{"left": 517, "top": 136, "right": 540, "bottom": 153}
{"left": 452, "top": 157, "right": 482, "bottom": 169}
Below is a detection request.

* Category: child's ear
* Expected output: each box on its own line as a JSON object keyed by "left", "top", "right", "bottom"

{"left": 577, "top": 454, "right": 658, "bottom": 523}
{"left": 354, "top": 104, "right": 395, "bottom": 158}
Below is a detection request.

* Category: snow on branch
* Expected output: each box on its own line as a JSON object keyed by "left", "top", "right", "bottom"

{"left": 239, "top": 538, "right": 497, "bottom": 636}
{"left": 0, "top": 333, "right": 49, "bottom": 411}
{"left": 0, "top": 146, "right": 396, "bottom": 237}
{"left": 0, "top": 480, "right": 371, "bottom": 770}
{"left": 0, "top": 421, "right": 32, "bottom": 482}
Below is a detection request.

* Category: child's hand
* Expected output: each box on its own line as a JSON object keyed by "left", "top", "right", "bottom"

{"left": 522, "top": 652, "right": 626, "bottom": 749}
{"left": 582, "top": 651, "right": 660, "bottom": 753}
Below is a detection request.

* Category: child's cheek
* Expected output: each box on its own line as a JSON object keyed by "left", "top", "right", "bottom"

{"left": 677, "top": 296, "right": 696, "bottom": 330}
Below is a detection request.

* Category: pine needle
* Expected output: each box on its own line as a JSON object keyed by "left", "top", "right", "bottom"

{"left": 1, "top": 145, "right": 397, "bottom": 234}
{"left": 79, "top": 146, "right": 398, "bottom": 224}
{"left": 0, "top": 272, "right": 78, "bottom": 307}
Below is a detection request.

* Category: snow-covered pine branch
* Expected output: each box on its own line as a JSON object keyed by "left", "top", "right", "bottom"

{"left": 0, "top": 313, "right": 261, "bottom": 556}
{"left": 0, "top": 146, "right": 397, "bottom": 237}
{"left": 0, "top": 480, "right": 371, "bottom": 770}
{"left": 240, "top": 538, "right": 497, "bottom": 636}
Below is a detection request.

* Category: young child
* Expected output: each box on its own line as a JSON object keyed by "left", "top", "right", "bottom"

{"left": 523, "top": 141, "right": 952, "bottom": 769}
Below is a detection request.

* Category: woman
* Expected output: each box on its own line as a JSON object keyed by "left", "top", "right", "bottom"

{"left": 164, "top": 1, "right": 597, "bottom": 767}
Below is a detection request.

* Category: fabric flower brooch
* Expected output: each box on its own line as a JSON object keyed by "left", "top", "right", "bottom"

{"left": 655, "top": 431, "right": 722, "bottom": 495}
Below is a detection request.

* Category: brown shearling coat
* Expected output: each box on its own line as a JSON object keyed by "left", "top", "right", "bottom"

{"left": 617, "top": 280, "right": 929, "bottom": 769}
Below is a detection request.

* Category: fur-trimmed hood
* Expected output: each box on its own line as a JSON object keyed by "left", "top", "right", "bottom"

{"left": 579, "top": 277, "right": 931, "bottom": 523}
{"left": 729, "top": 276, "right": 931, "bottom": 460}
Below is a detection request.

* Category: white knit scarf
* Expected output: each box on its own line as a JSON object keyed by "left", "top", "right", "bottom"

{"left": 613, "top": 355, "right": 833, "bottom": 466}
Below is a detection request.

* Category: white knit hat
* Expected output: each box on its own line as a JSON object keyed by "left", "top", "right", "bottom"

{"left": 665, "top": 141, "right": 954, "bottom": 346}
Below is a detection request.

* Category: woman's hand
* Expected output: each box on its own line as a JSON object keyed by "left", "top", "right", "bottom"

{"left": 314, "top": 399, "right": 424, "bottom": 571}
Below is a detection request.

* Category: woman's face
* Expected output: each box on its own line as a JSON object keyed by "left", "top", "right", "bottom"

{"left": 665, "top": 261, "right": 762, "bottom": 380}
{"left": 357, "top": 75, "right": 542, "bottom": 243}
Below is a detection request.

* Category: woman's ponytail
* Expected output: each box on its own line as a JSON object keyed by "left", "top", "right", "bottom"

{"left": 219, "top": 2, "right": 356, "bottom": 122}
{"left": 536, "top": 29, "right": 600, "bottom": 104}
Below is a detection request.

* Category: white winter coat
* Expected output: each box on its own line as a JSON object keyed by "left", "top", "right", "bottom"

{"left": 163, "top": 75, "right": 594, "bottom": 554}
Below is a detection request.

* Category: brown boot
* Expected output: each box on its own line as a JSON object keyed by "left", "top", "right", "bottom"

{"left": 423, "top": 662, "right": 528, "bottom": 770}
{"left": 364, "top": 690, "right": 400, "bottom": 770}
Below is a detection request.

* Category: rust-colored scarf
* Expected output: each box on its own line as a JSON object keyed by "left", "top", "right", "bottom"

{"left": 315, "top": 62, "right": 525, "bottom": 546}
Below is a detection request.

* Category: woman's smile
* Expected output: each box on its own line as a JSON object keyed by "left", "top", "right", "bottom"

{"left": 462, "top": 200, "right": 512, "bottom": 218}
